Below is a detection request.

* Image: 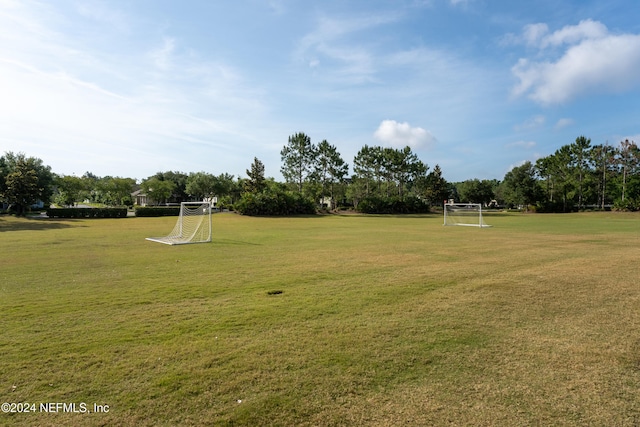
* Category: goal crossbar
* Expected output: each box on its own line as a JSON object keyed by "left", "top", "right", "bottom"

{"left": 443, "top": 202, "right": 492, "bottom": 228}
{"left": 146, "top": 202, "right": 212, "bottom": 245}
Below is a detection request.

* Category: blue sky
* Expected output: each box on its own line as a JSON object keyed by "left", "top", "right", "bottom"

{"left": 2, "top": 0, "right": 640, "bottom": 182}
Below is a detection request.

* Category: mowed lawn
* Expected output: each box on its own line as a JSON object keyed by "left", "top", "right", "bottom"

{"left": 1, "top": 212, "right": 639, "bottom": 426}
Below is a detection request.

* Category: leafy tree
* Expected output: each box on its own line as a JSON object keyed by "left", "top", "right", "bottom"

{"left": 140, "top": 177, "right": 176, "bottom": 205}
{"left": 4, "top": 164, "right": 39, "bottom": 215}
{"left": 235, "top": 180, "right": 315, "bottom": 216}
{"left": 198, "top": 173, "right": 241, "bottom": 210}
{"left": 547, "top": 145, "right": 576, "bottom": 212}
{"left": 315, "top": 140, "right": 348, "bottom": 208}
{"left": 217, "top": 173, "right": 241, "bottom": 205}
{"left": 353, "top": 145, "right": 380, "bottom": 196}
{"left": 382, "top": 146, "right": 428, "bottom": 199}
{"left": 616, "top": 139, "right": 640, "bottom": 202}
{"left": 345, "top": 174, "right": 368, "bottom": 209}
{"left": 281, "top": 133, "right": 317, "bottom": 193}
{"left": 1, "top": 156, "right": 11, "bottom": 197}
{"left": 244, "top": 157, "right": 267, "bottom": 194}
{"left": 378, "top": 148, "right": 396, "bottom": 196}
{"left": 54, "top": 175, "right": 86, "bottom": 207}
{"left": 590, "top": 143, "right": 616, "bottom": 209}
{"left": 455, "top": 179, "right": 494, "bottom": 204}
{"left": 353, "top": 145, "right": 426, "bottom": 200}
{"left": 152, "top": 171, "right": 189, "bottom": 202}
{"left": 535, "top": 137, "right": 598, "bottom": 211}
{"left": 186, "top": 172, "right": 221, "bottom": 200}
{"left": 80, "top": 172, "right": 101, "bottom": 203}
{"left": 571, "top": 136, "right": 593, "bottom": 208}
{"left": 419, "top": 164, "right": 449, "bottom": 206}
{"left": 97, "top": 177, "right": 136, "bottom": 206}
{"left": 535, "top": 156, "right": 555, "bottom": 203}
{"left": 0, "top": 152, "right": 54, "bottom": 215}
{"left": 446, "top": 181, "right": 459, "bottom": 203}
{"left": 499, "top": 161, "right": 539, "bottom": 209}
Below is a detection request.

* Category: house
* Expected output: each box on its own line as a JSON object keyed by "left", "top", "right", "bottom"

{"left": 131, "top": 190, "right": 149, "bottom": 206}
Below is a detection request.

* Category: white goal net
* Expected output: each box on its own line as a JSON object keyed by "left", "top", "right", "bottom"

{"left": 146, "top": 202, "right": 212, "bottom": 245}
{"left": 443, "top": 203, "right": 491, "bottom": 228}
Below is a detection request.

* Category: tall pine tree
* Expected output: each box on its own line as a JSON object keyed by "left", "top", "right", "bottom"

{"left": 280, "top": 133, "right": 317, "bottom": 193}
{"left": 245, "top": 157, "right": 266, "bottom": 194}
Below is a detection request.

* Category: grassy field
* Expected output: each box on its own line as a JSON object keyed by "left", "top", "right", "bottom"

{"left": 1, "top": 211, "right": 639, "bottom": 426}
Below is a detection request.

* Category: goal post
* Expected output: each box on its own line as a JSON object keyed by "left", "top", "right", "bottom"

{"left": 443, "top": 202, "right": 492, "bottom": 228}
{"left": 146, "top": 202, "right": 212, "bottom": 245}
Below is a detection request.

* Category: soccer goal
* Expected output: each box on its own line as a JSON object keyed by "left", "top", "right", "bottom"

{"left": 443, "top": 202, "right": 492, "bottom": 228}
{"left": 146, "top": 202, "right": 212, "bottom": 245}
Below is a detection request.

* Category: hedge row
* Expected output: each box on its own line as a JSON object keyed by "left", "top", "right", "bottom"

{"left": 134, "top": 207, "right": 181, "bottom": 217}
{"left": 47, "top": 208, "right": 128, "bottom": 218}
{"left": 235, "top": 191, "right": 316, "bottom": 216}
{"left": 356, "top": 196, "right": 430, "bottom": 214}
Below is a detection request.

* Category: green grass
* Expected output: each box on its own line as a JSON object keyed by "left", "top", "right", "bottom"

{"left": 1, "top": 212, "right": 640, "bottom": 426}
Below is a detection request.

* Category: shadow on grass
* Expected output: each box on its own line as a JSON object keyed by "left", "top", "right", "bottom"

{"left": 212, "top": 238, "right": 262, "bottom": 246}
{"left": 0, "top": 216, "right": 84, "bottom": 232}
{"left": 480, "top": 212, "right": 523, "bottom": 217}
{"left": 333, "top": 212, "right": 442, "bottom": 219}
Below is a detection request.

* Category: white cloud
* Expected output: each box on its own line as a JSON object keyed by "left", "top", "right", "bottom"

{"left": 294, "top": 13, "right": 401, "bottom": 84}
{"left": 149, "top": 37, "right": 176, "bottom": 70}
{"left": 511, "top": 20, "right": 607, "bottom": 49}
{"left": 373, "top": 120, "right": 436, "bottom": 149}
{"left": 505, "top": 159, "right": 530, "bottom": 173}
{"left": 554, "top": 118, "right": 574, "bottom": 130}
{"left": 538, "top": 19, "right": 607, "bottom": 49}
{"left": 511, "top": 20, "right": 640, "bottom": 105}
{"left": 514, "top": 115, "right": 545, "bottom": 131}
{"left": 522, "top": 23, "right": 549, "bottom": 46}
{"left": 0, "top": 1, "right": 273, "bottom": 179}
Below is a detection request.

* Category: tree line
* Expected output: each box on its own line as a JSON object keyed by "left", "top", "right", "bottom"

{"left": 498, "top": 136, "right": 640, "bottom": 211}
{"left": 1, "top": 133, "right": 639, "bottom": 215}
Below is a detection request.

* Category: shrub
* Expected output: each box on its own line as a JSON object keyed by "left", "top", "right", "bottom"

{"left": 235, "top": 190, "right": 316, "bottom": 216}
{"left": 535, "top": 200, "right": 574, "bottom": 213}
{"left": 217, "top": 195, "right": 234, "bottom": 212}
{"left": 46, "top": 208, "right": 128, "bottom": 218}
{"left": 356, "top": 196, "right": 429, "bottom": 214}
{"left": 134, "top": 207, "right": 181, "bottom": 217}
{"left": 613, "top": 198, "right": 639, "bottom": 212}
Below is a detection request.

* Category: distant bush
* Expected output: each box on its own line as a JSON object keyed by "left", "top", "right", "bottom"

{"left": 356, "top": 196, "right": 429, "bottom": 214}
{"left": 47, "top": 208, "right": 127, "bottom": 218}
{"left": 535, "top": 200, "right": 574, "bottom": 213}
{"left": 217, "top": 195, "right": 234, "bottom": 212}
{"left": 134, "top": 207, "right": 181, "bottom": 217}
{"left": 235, "top": 191, "right": 315, "bottom": 216}
{"left": 613, "top": 198, "right": 639, "bottom": 212}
